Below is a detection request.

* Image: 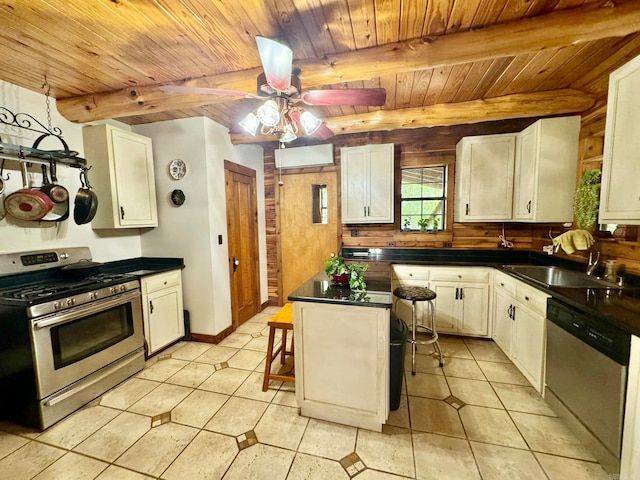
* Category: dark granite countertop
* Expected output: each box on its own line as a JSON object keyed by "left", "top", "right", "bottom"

{"left": 340, "top": 247, "right": 640, "bottom": 337}
{"left": 288, "top": 271, "right": 393, "bottom": 308}
{"left": 102, "top": 257, "right": 185, "bottom": 277}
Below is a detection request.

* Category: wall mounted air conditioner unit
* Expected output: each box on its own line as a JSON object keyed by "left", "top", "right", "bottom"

{"left": 274, "top": 144, "right": 334, "bottom": 169}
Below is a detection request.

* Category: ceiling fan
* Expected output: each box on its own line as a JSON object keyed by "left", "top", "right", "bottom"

{"left": 160, "top": 36, "right": 386, "bottom": 143}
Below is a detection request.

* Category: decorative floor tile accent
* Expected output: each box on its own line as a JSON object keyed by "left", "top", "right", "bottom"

{"left": 340, "top": 452, "right": 367, "bottom": 477}
{"left": 251, "top": 332, "right": 262, "bottom": 338}
{"left": 236, "top": 430, "right": 258, "bottom": 450}
{"left": 151, "top": 411, "right": 171, "bottom": 427}
{"left": 215, "top": 362, "right": 229, "bottom": 370}
{"left": 157, "top": 353, "right": 172, "bottom": 361}
{"left": 444, "top": 394, "right": 466, "bottom": 410}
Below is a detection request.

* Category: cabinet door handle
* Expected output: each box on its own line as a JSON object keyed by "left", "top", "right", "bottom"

{"left": 364, "top": 206, "right": 367, "bottom": 217}
{"left": 455, "top": 287, "right": 459, "bottom": 300}
{"left": 120, "top": 206, "right": 125, "bottom": 220}
{"left": 526, "top": 200, "right": 531, "bottom": 213}
{"left": 465, "top": 203, "right": 470, "bottom": 215}
{"left": 512, "top": 306, "right": 516, "bottom": 321}
{"left": 459, "top": 288, "right": 463, "bottom": 300}
{"left": 508, "top": 304, "right": 513, "bottom": 319}
{"left": 149, "top": 300, "right": 154, "bottom": 314}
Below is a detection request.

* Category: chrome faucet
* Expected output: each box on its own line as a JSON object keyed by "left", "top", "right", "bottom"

{"left": 586, "top": 251, "right": 600, "bottom": 276}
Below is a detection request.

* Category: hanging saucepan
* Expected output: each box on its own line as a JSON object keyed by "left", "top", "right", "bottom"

{"left": 41, "top": 161, "right": 69, "bottom": 203}
{"left": 4, "top": 162, "right": 54, "bottom": 221}
{"left": 74, "top": 167, "right": 98, "bottom": 225}
{"left": 39, "top": 164, "right": 69, "bottom": 222}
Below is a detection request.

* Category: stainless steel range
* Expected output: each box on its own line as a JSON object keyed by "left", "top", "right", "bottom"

{"left": 0, "top": 247, "right": 144, "bottom": 430}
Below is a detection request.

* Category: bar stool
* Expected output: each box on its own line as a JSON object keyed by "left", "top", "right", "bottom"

{"left": 393, "top": 286, "right": 443, "bottom": 375}
{"left": 262, "top": 303, "right": 295, "bottom": 392}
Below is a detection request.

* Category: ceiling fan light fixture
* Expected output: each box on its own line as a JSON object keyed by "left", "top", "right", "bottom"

{"left": 300, "top": 111, "right": 322, "bottom": 135}
{"left": 256, "top": 99, "right": 280, "bottom": 127}
{"left": 279, "top": 124, "right": 297, "bottom": 143}
{"left": 239, "top": 112, "right": 260, "bottom": 136}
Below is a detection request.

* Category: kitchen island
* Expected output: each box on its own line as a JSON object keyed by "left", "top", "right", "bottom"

{"left": 288, "top": 272, "right": 393, "bottom": 431}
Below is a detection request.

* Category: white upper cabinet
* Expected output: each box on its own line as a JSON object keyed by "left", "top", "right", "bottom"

{"left": 83, "top": 124, "right": 158, "bottom": 229}
{"left": 513, "top": 116, "right": 580, "bottom": 223}
{"left": 341, "top": 143, "right": 394, "bottom": 223}
{"left": 600, "top": 54, "right": 640, "bottom": 225}
{"left": 455, "top": 133, "right": 516, "bottom": 222}
{"left": 455, "top": 116, "right": 580, "bottom": 223}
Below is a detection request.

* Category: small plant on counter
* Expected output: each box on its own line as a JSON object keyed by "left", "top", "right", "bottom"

{"left": 417, "top": 217, "right": 429, "bottom": 231}
{"left": 324, "top": 255, "right": 368, "bottom": 291}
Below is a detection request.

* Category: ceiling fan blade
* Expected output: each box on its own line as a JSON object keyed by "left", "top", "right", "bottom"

{"left": 302, "top": 88, "right": 387, "bottom": 106}
{"left": 159, "top": 85, "right": 252, "bottom": 98}
{"left": 256, "top": 36, "right": 292, "bottom": 92}
{"left": 313, "top": 124, "right": 334, "bottom": 141}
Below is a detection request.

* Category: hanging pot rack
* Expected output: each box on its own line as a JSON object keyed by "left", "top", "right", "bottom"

{"left": 0, "top": 107, "right": 87, "bottom": 169}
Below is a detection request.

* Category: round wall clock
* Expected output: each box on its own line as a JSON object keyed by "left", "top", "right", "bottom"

{"left": 168, "top": 159, "right": 186, "bottom": 180}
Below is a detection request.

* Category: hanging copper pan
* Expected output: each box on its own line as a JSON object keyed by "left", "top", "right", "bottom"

{"left": 4, "top": 162, "right": 54, "bottom": 221}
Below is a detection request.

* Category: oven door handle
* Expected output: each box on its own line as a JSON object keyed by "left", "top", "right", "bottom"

{"left": 32, "top": 290, "right": 141, "bottom": 330}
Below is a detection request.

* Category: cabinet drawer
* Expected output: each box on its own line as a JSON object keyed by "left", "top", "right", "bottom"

{"left": 430, "top": 267, "right": 490, "bottom": 283}
{"left": 391, "top": 265, "right": 430, "bottom": 281}
{"left": 515, "top": 283, "right": 549, "bottom": 316}
{"left": 494, "top": 271, "right": 517, "bottom": 296}
{"left": 143, "top": 270, "right": 181, "bottom": 294}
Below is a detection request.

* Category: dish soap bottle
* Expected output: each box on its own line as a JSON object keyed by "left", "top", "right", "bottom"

{"left": 603, "top": 260, "right": 618, "bottom": 284}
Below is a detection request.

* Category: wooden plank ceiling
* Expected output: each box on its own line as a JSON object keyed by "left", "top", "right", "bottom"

{"left": 1, "top": 0, "right": 640, "bottom": 144}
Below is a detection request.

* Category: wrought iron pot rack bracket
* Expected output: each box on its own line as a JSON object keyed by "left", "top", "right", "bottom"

{"left": 0, "top": 106, "right": 87, "bottom": 168}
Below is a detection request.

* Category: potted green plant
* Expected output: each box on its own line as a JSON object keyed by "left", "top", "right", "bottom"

{"left": 417, "top": 217, "right": 429, "bottom": 231}
{"left": 324, "top": 256, "right": 368, "bottom": 290}
{"left": 574, "top": 169, "right": 601, "bottom": 230}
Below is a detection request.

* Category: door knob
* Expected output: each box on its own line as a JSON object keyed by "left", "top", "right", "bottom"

{"left": 233, "top": 257, "right": 239, "bottom": 272}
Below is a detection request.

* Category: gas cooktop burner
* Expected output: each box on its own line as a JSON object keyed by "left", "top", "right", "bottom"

{"left": 0, "top": 273, "right": 136, "bottom": 302}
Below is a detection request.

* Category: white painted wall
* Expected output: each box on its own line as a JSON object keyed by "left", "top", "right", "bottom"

{"left": 0, "top": 81, "right": 142, "bottom": 261}
{"left": 134, "top": 118, "right": 266, "bottom": 336}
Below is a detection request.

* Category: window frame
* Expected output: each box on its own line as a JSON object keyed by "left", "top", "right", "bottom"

{"left": 397, "top": 156, "right": 455, "bottom": 235}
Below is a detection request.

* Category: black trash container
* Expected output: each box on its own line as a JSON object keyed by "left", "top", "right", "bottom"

{"left": 389, "top": 312, "right": 408, "bottom": 411}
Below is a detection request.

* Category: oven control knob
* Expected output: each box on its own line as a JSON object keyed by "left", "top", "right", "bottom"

{"left": 110, "top": 287, "right": 117, "bottom": 294}
{"left": 54, "top": 301, "right": 61, "bottom": 310}
{"left": 120, "top": 285, "right": 126, "bottom": 292}
{"left": 89, "top": 292, "right": 97, "bottom": 300}
{"left": 66, "top": 299, "right": 73, "bottom": 307}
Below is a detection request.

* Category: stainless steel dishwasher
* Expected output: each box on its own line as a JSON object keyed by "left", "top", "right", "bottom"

{"left": 546, "top": 298, "right": 631, "bottom": 474}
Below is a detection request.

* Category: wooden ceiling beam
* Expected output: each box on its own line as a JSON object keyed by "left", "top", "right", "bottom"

{"left": 56, "top": 1, "right": 638, "bottom": 123}
{"left": 229, "top": 89, "right": 595, "bottom": 144}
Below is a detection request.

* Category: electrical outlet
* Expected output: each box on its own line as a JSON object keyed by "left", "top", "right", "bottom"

{"left": 351, "top": 229, "right": 359, "bottom": 237}
{"left": 543, "top": 245, "right": 554, "bottom": 255}
{"left": 387, "top": 241, "right": 396, "bottom": 247}
{"left": 443, "top": 241, "right": 453, "bottom": 248}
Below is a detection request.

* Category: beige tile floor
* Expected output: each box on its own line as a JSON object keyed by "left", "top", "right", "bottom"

{"left": 0, "top": 306, "right": 613, "bottom": 479}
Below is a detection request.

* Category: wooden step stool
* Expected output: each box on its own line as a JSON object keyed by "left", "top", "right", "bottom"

{"left": 262, "top": 303, "right": 295, "bottom": 391}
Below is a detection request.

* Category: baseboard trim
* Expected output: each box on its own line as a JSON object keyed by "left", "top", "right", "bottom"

{"left": 191, "top": 326, "right": 234, "bottom": 344}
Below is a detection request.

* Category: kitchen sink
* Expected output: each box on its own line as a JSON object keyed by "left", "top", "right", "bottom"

{"left": 503, "top": 265, "right": 622, "bottom": 289}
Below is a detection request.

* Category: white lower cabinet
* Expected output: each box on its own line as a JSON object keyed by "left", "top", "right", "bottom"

{"left": 141, "top": 270, "right": 184, "bottom": 355}
{"left": 430, "top": 267, "right": 491, "bottom": 337}
{"left": 294, "top": 301, "right": 389, "bottom": 431}
{"left": 391, "top": 266, "right": 491, "bottom": 338}
{"left": 492, "top": 271, "right": 548, "bottom": 393}
{"left": 429, "top": 282, "right": 489, "bottom": 335}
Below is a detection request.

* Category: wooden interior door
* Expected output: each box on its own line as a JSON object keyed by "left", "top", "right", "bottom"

{"left": 225, "top": 161, "right": 260, "bottom": 328}
{"left": 280, "top": 171, "right": 339, "bottom": 301}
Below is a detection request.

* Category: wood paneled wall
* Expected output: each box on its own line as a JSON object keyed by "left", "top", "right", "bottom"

{"left": 264, "top": 116, "right": 639, "bottom": 305}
